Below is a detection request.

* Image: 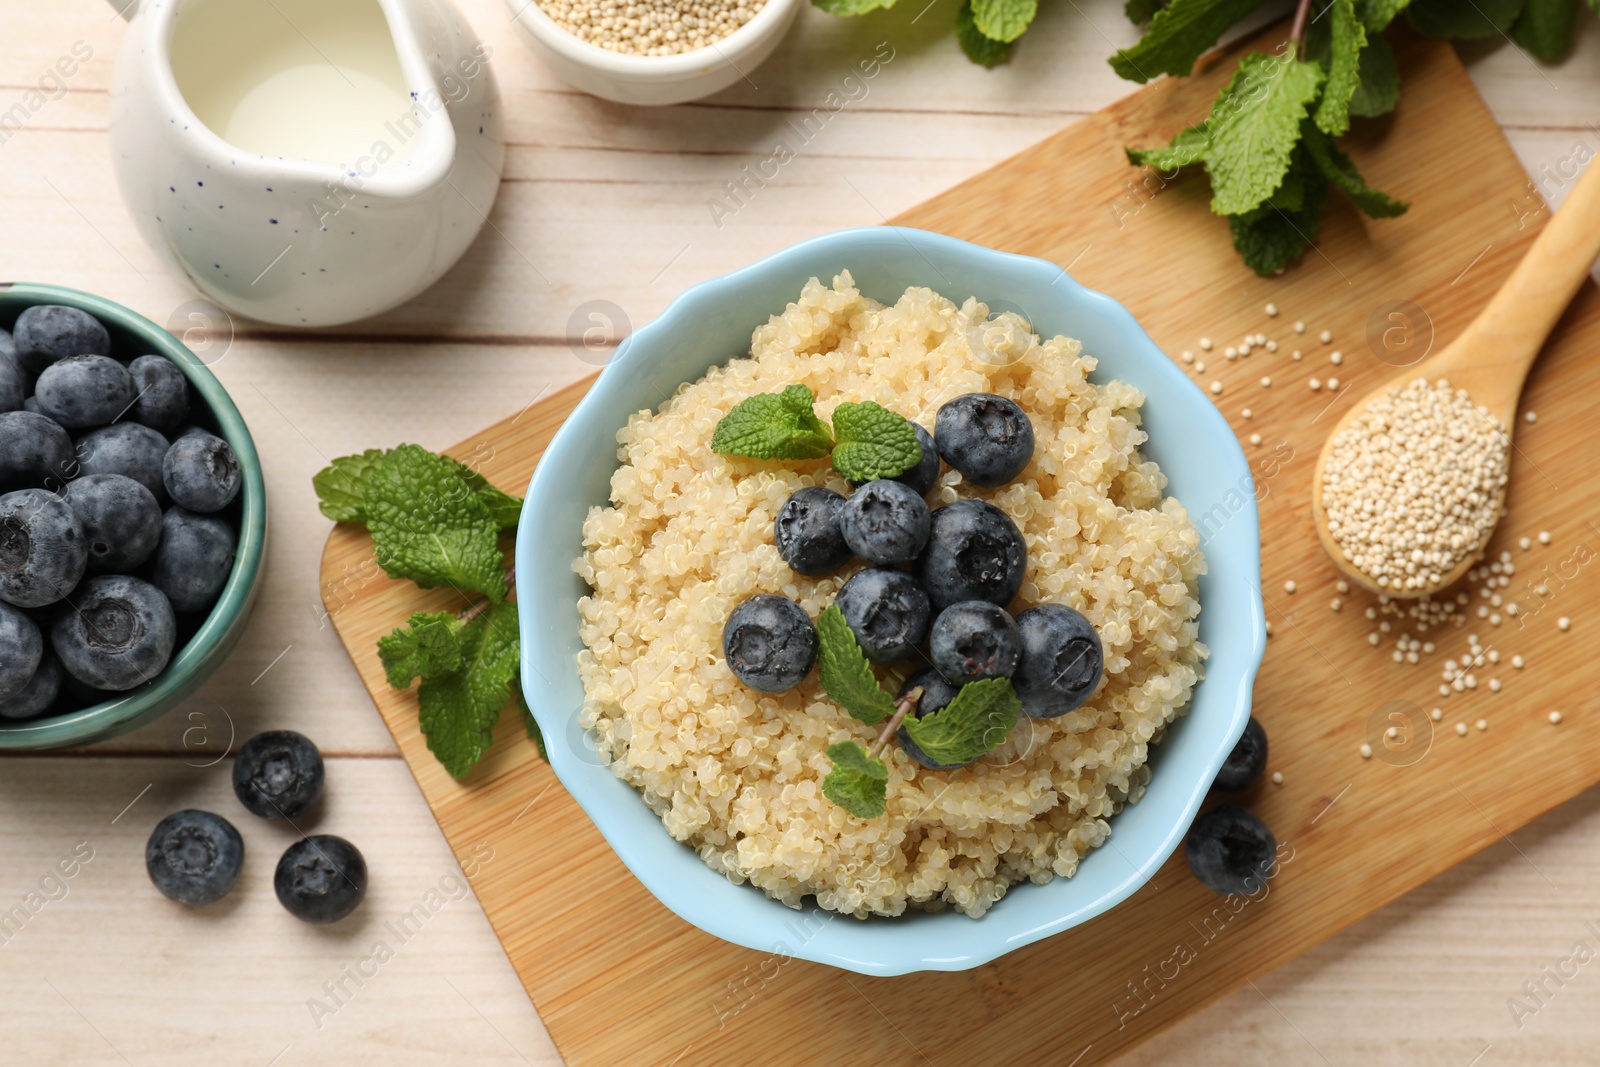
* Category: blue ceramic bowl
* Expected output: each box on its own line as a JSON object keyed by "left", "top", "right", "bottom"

{"left": 516, "top": 227, "right": 1263, "bottom": 976}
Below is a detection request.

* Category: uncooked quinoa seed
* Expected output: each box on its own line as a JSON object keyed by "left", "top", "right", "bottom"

{"left": 1320, "top": 378, "right": 1509, "bottom": 591}
{"left": 538, "top": 0, "right": 766, "bottom": 55}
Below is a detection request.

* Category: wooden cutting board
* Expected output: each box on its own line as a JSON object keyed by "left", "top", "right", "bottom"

{"left": 321, "top": 26, "right": 1600, "bottom": 1065}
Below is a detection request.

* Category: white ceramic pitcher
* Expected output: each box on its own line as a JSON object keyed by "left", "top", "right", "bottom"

{"left": 108, "top": 0, "right": 505, "bottom": 327}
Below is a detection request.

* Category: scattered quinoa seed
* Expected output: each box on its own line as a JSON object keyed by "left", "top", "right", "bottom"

{"left": 1265, "top": 303, "right": 1278, "bottom": 317}
{"left": 1200, "top": 337, "right": 1213, "bottom": 351}
{"left": 1210, "top": 380, "right": 1223, "bottom": 395}
{"left": 1330, "top": 351, "right": 1343, "bottom": 365}
{"left": 1284, "top": 580, "right": 1297, "bottom": 593}
{"left": 1475, "top": 718, "right": 1488, "bottom": 731}
{"left": 1249, "top": 432, "right": 1263, "bottom": 446}
{"left": 1294, "top": 321, "right": 1306, "bottom": 334}
{"left": 1519, "top": 536, "right": 1532, "bottom": 550}
{"left": 1319, "top": 329, "right": 1333, "bottom": 343}
{"left": 1525, "top": 411, "right": 1537, "bottom": 423}
{"left": 1512, "top": 654, "right": 1524, "bottom": 668}
{"left": 1360, "top": 743, "right": 1373, "bottom": 758}
{"left": 1327, "top": 377, "right": 1340, "bottom": 390}
{"left": 1550, "top": 710, "right": 1563, "bottom": 724}
{"left": 1271, "top": 771, "right": 1284, "bottom": 784}
{"left": 1330, "top": 597, "right": 1342, "bottom": 611}
{"left": 1292, "top": 350, "right": 1303, "bottom": 360}
{"left": 1539, "top": 530, "right": 1552, "bottom": 544}
{"left": 1456, "top": 723, "right": 1468, "bottom": 736}
{"left": 1559, "top": 616, "right": 1571, "bottom": 631}
{"left": 1260, "top": 376, "right": 1273, "bottom": 387}
{"left": 1309, "top": 377, "right": 1322, "bottom": 391}
{"left": 1430, "top": 708, "right": 1443, "bottom": 721}
{"left": 1242, "top": 407, "right": 1254, "bottom": 419}
{"left": 1181, "top": 351, "right": 1195, "bottom": 364}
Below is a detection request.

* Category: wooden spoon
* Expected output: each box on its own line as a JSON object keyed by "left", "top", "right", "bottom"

{"left": 1311, "top": 156, "right": 1600, "bottom": 599}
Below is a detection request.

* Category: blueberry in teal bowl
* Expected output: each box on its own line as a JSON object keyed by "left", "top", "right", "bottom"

{"left": 516, "top": 227, "right": 1264, "bottom": 976}
{"left": 0, "top": 283, "right": 265, "bottom": 749}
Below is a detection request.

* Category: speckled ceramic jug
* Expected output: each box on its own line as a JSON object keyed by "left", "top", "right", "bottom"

{"left": 108, "top": 0, "right": 504, "bottom": 327}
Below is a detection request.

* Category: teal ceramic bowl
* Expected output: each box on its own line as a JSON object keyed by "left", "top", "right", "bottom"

{"left": 516, "top": 228, "right": 1263, "bottom": 976}
{"left": 0, "top": 283, "right": 265, "bottom": 749}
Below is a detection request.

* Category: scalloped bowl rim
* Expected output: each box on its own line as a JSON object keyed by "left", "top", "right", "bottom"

{"left": 516, "top": 227, "right": 1264, "bottom": 976}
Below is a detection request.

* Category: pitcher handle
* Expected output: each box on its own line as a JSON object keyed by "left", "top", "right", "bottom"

{"left": 107, "top": 0, "right": 137, "bottom": 18}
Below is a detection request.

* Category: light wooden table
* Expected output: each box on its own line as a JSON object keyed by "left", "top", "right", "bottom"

{"left": 2, "top": 1, "right": 1598, "bottom": 1062}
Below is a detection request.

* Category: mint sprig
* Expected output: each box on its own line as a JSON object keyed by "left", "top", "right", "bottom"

{"left": 901, "top": 677, "right": 1021, "bottom": 768}
{"left": 709, "top": 386, "right": 921, "bottom": 482}
{"left": 823, "top": 740, "right": 890, "bottom": 818}
{"left": 317, "top": 444, "right": 540, "bottom": 779}
{"left": 710, "top": 384, "right": 833, "bottom": 461}
{"left": 816, "top": 605, "right": 899, "bottom": 724}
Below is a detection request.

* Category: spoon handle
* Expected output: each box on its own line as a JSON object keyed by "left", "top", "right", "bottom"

{"left": 1443, "top": 158, "right": 1600, "bottom": 411}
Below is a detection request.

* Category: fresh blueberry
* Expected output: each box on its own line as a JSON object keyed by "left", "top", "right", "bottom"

{"left": 1012, "top": 604, "right": 1104, "bottom": 718}
{"left": 1214, "top": 716, "right": 1268, "bottom": 791}
{"left": 0, "top": 489, "right": 87, "bottom": 609}
{"left": 145, "top": 809, "right": 244, "bottom": 907}
{"left": 126, "top": 355, "right": 190, "bottom": 434}
{"left": 0, "top": 600, "right": 43, "bottom": 702}
{"left": 929, "top": 601, "right": 1020, "bottom": 684}
{"left": 76, "top": 423, "right": 170, "bottom": 501}
{"left": 894, "top": 669, "right": 970, "bottom": 770}
{"left": 63, "top": 474, "right": 163, "bottom": 574}
{"left": 1185, "top": 805, "right": 1276, "bottom": 896}
{"left": 774, "top": 486, "right": 852, "bottom": 576}
{"left": 838, "top": 480, "right": 930, "bottom": 565}
{"left": 723, "top": 594, "right": 817, "bottom": 692}
{"left": 162, "top": 430, "right": 240, "bottom": 514}
{"left": 34, "top": 355, "right": 135, "bottom": 430}
{"left": 934, "top": 393, "right": 1034, "bottom": 487}
{"left": 0, "top": 651, "right": 61, "bottom": 720}
{"left": 0, "top": 327, "right": 13, "bottom": 361}
{"left": 150, "top": 508, "right": 235, "bottom": 613}
{"left": 913, "top": 499, "right": 1027, "bottom": 612}
{"left": 853, "top": 423, "right": 941, "bottom": 497}
{"left": 0, "top": 352, "right": 23, "bottom": 414}
{"left": 51, "top": 574, "right": 176, "bottom": 691}
{"left": 234, "top": 730, "right": 325, "bottom": 819}
{"left": 833, "top": 566, "right": 931, "bottom": 663}
{"left": 275, "top": 835, "right": 368, "bottom": 924}
{"left": 0, "top": 411, "right": 74, "bottom": 487}
{"left": 12, "top": 305, "right": 111, "bottom": 379}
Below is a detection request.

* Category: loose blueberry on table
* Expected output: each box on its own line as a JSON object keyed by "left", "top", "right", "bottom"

{"left": 1184, "top": 805, "right": 1277, "bottom": 896}
{"left": 1213, "top": 716, "right": 1268, "bottom": 791}
{"left": 145, "top": 809, "right": 245, "bottom": 907}
{"left": 275, "top": 835, "right": 368, "bottom": 924}
{"left": 233, "top": 730, "right": 326, "bottom": 819}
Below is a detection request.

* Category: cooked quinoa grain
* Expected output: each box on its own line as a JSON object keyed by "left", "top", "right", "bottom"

{"left": 574, "top": 273, "right": 1207, "bottom": 919}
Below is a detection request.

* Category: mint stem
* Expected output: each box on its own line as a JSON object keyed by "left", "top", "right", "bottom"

{"left": 457, "top": 565, "right": 517, "bottom": 623}
{"left": 1289, "top": 0, "right": 1313, "bottom": 50}
{"left": 867, "top": 687, "right": 923, "bottom": 759}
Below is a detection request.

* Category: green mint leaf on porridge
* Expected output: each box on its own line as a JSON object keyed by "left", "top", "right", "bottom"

{"left": 829, "top": 401, "right": 922, "bottom": 482}
{"left": 901, "top": 677, "right": 1021, "bottom": 767}
{"left": 313, "top": 448, "right": 390, "bottom": 524}
{"left": 822, "top": 740, "right": 889, "bottom": 819}
{"left": 816, "top": 605, "right": 898, "bottom": 725}
{"left": 378, "top": 611, "right": 466, "bottom": 689}
{"left": 364, "top": 444, "right": 507, "bottom": 602}
{"left": 418, "top": 600, "right": 522, "bottom": 779}
{"left": 710, "top": 384, "right": 834, "bottom": 461}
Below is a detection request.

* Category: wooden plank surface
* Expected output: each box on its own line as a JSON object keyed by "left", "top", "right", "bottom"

{"left": 5, "top": 0, "right": 1600, "bottom": 1062}
{"left": 319, "top": 26, "right": 1600, "bottom": 1066}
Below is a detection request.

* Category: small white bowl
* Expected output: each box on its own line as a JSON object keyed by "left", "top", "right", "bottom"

{"left": 505, "top": 0, "right": 801, "bottom": 105}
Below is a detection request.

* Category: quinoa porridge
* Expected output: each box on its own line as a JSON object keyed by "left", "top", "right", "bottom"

{"left": 574, "top": 272, "right": 1207, "bottom": 918}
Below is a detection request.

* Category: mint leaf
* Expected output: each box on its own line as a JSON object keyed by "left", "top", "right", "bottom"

{"left": 1356, "top": 0, "right": 1410, "bottom": 29}
{"left": 1406, "top": 0, "right": 1525, "bottom": 37}
{"left": 901, "top": 677, "right": 1020, "bottom": 767}
{"left": 816, "top": 605, "right": 897, "bottom": 725}
{"left": 812, "top": 0, "right": 897, "bottom": 16}
{"left": 1303, "top": 124, "right": 1408, "bottom": 219}
{"left": 365, "top": 444, "right": 507, "bottom": 602}
{"left": 1125, "top": 0, "right": 1166, "bottom": 21}
{"left": 455, "top": 466, "right": 523, "bottom": 530}
{"left": 972, "top": 0, "right": 1037, "bottom": 41}
{"left": 1314, "top": 0, "right": 1367, "bottom": 136}
{"left": 822, "top": 741, "right": 888, "bottom": 819}
{"left": 1205, "top": 46, "right": 1325, "bottom": 216}
{"left": 1266, "top": 162, "right": 1307, "bottom": 211}
{"left": 1228, "top": 164, "right": 1328, "bottom": 276}
{"left": 379, "top": 611, "right": 466, "bottom": 689}
{"left": 1349, "top": 35, "right": 1400, "bottom": 117}
{"left": 1511, "top": 0, "right": 1579, "bottom": 59}
{"left": 418, "top": 600, "right": 520, "bottom": 779}
{"left": 314, "top": 449, "right": 388, "bottom": 524}
{"left": 830, "top": 402, "right": 921, "bottom": 482}
{"left": 513, "top": 676, "right": 547, "bottom": 761}
{"left": 958, "top": 0, "right": 1014, "bottom": 64}
{"left": 711, "top": 385, "right": 833, "bottom": 461}
{"left": 1127, "top": 123, "right": 1210, "bottom": 170}
{"left": 1109, "top": 0, "right": 1265, "bottom": 83}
